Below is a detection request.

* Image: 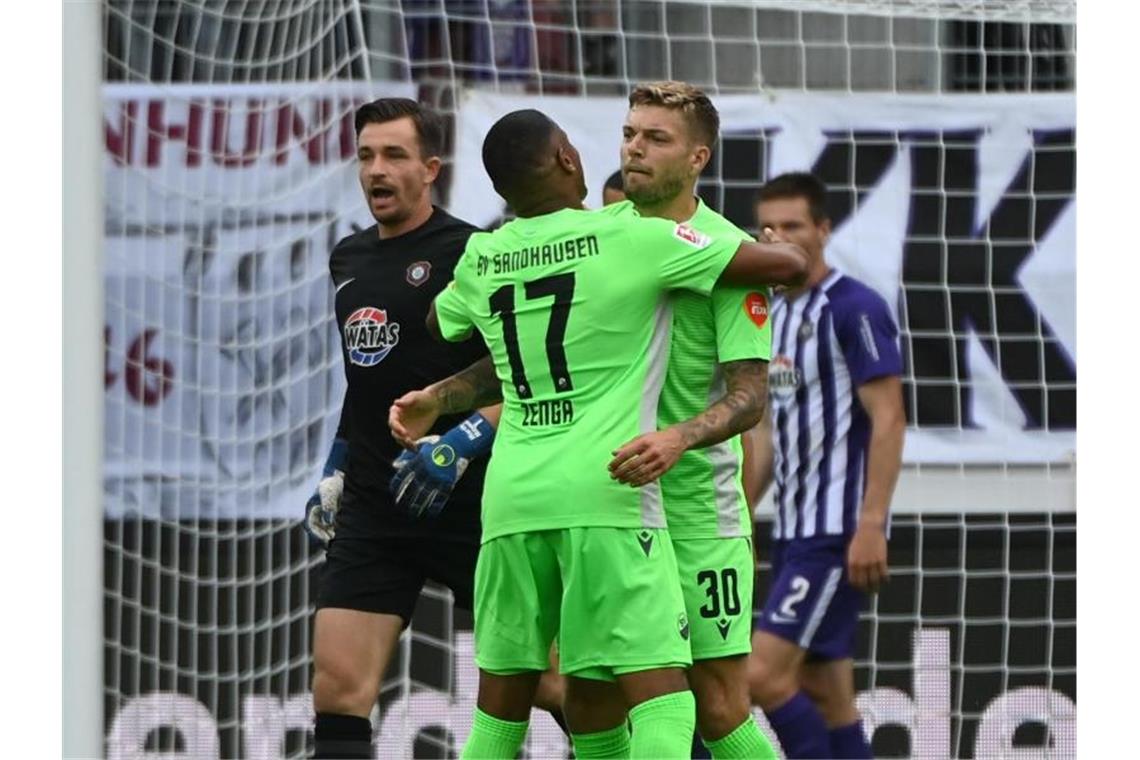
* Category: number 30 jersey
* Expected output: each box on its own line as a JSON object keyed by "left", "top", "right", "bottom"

{"left": 434, "top": 201, "right": 739, "bottom": 542}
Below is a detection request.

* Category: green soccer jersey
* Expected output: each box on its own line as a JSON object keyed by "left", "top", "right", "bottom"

{"left": 619, "top": 199, "right": 773, "bottom": 539}
{"left": 434, "top": 202, "right": 739, "bottom": 542}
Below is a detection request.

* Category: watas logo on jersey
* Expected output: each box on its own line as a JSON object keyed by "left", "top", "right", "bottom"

{"left": 769, "top": 355, "right": 801, "bottom": 403}
{"left": 344, "top": 307, "right": 400, "bottom": 367}
{"left": 744, "top": 292, "right": 769, "bottom": 328}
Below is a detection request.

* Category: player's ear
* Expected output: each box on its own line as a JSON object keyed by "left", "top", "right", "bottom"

{"left": 691, "top": 144, "right": 711, "bottom": 176}
{"left": 556, "top": 145, "right": 576, "bottom": 175}
{"left": 423, "top": 155, "right": 442, "bottom": 183}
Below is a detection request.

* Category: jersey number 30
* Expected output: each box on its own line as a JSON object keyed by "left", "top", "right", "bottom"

{"left": 489, "top": 273, "right": 576, "bottom": 400}
{"left": 697, "top": 568, "right": 742, "bottom": 618}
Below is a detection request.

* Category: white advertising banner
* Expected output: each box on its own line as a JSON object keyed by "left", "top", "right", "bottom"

{"left": 103, "top": 82, "right": 414, "bottom": 518}
{"left": 453, "top": 91, "right": 1076, "bottom": 465}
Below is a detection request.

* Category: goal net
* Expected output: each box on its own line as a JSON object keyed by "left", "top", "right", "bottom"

{"left": 100, "top": 1, "right": 1075, "bottom": 758}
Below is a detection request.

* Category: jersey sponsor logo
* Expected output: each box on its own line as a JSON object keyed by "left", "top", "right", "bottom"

{"left": 344, "top": 307, "right": 400, "bottom": 367}
{"left": 768, "top": 355, "right": 801, "bottom": 402}
{"left": 406, "top": 261, "right": 431, "bottom": 287}
{"left": 672, "top": 223, "right": 710, "bottom": 249}
{"left": 744, "top": 292, "right": 769, "bottom": 328}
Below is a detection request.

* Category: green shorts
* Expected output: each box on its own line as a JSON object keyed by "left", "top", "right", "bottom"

{"left": 672, "top": 536, "right": 755, "bottom": 660}
{"left": 473, "top": 527, "right": 692, "bottom": 680}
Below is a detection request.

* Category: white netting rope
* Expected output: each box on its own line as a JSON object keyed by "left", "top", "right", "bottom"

{"left": 700, "top": 1, "right": 1075, "bottom": 24}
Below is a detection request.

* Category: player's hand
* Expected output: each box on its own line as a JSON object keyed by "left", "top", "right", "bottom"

{"left": 389, "top": 389, "right": 443, "bottom": 449}
{"left": 389, "top": 412, "right": 495, "bottom": 518}
{"left": 608, "top": 428, "right": 687, "bottom": 487}
{"left": 847, "top": 521, "right": 889, "bottom": 592}
{"left": 304, "top": 438, "right": 348, "bottom": 546}
{"left": 760, "top": 227, "right": 792, "bottom": 294}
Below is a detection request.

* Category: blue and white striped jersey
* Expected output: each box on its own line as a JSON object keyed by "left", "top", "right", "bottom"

{"left": 768, "top": 269, "right": 903, "bottom": 544}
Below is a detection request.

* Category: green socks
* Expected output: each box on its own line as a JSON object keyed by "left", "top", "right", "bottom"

{"left": 628, "top": 690, "right": 697, "bottom": 758}
{"left": 460, "top": 708, "right": 529, "bottom": 759}
{"left": 572, "top": 722, "right": 633, "bottom": 758}
{"left": 704, "top": 716, "right": 779, "bottom": 759}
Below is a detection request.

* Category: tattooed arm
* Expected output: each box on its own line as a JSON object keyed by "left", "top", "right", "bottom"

{"left": 671, "top": 359, "right": 768, "bottom": 451}
{"left": 389, "top": 355, "right": 504, "bottom": 449}
{"left": 431, "top": 355, "right": 504, "bottom": 415}
{"left": 609, "top": 359, "right": 769, "bottom": 487}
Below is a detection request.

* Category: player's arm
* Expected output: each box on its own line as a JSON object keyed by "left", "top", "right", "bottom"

{"left": 609, "top": 359, "right": 767, "bottom": 486}
{"left": 426, "top": 300, "right": 445, "bottom": 343}
{"left": 744, "top": 406, "right": 775, "bottom": 571}
{"left": 389, "top": 354, "right": 502, "bottom": 448}
{"left": 718, "top": 240, "right": 809, "bottom": 288}
{"left": 386, "top": 258, "right": 505, "bottom": 518}
{"left": 741, "top": 402, "right": 775, "bottom": 508}
{"left": 388, "top": 400, "right": 501, "bottom": 519}
{"left": 387, "top": 348, "right": 505, "bottom": 518}
{"left": 847, "top": 375, "right": 906, "bottom": 591}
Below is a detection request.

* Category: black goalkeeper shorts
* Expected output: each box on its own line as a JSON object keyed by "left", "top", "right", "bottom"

{"left": 316, "top": 532, "right": 480, "bottom": 623}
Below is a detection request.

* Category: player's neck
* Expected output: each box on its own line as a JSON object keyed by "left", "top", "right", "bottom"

{"left": 377, "top": 199, "right": 434, "bottom": 239}
{"left": 635, "top": 193, "right": 698, "bottom": 223}
{"left": 515, "top": 196, "right": 585, "bottom": 218}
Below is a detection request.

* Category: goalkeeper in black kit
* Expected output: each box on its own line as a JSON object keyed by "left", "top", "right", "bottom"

{"left": 303, "top": 98, "right": 563, "bottom": 759}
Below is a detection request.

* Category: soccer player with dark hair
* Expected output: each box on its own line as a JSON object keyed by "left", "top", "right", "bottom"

{"left": 602, "top": 169, "right": 626, "bottom": 205}
{"left": 389, "top": 108, "right": 808, "bottom": 759}
{"left": 746, "top": 171, "right": 906, "bottom": 759}
{"left": 303, "top": 98, "right": 561, "bottom": 759}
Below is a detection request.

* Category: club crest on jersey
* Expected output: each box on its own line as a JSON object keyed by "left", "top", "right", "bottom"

{"left": 673, "top": 223, "right": 710, "bottom": 248}
{"left": 406, "top": 260, "right": 431, "bottom": 287}
{"left": 344, "top": 307, "right": 400, "bottom": 367}
{"left": 744, "top": 292, "right": 769, "bottom": 328}
{"left": 769, "top": 355, "right": 801, "bottom": 403}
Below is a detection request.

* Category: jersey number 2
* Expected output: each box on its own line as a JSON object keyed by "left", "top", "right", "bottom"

{"left": 489, "top": 273, "right": 575, "bottom": 399}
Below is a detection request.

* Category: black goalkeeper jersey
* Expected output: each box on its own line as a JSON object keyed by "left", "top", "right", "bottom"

{"left": 329, "top": 207, "right": 488, "bottom": 540}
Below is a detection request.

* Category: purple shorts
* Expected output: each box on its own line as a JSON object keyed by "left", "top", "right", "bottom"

{"left": 753, "top": 540, "right": 864, "bottom": 660}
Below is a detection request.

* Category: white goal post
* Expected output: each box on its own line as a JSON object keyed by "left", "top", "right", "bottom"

{"left": 64, "top": 0, "right": 105, "bottom": 757}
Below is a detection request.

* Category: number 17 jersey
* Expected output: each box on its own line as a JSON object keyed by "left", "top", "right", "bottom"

{"left": 434, "top": 202, "right": 739, "bottom": 542}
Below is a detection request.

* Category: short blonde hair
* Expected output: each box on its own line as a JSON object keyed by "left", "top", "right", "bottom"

{"left": 628, "top": 81, "right": 720, "bottom": 148}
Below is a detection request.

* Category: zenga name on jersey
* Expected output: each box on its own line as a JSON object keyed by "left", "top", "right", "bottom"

{"left": 521, "top": 399, "right": 574, "bottom": 427}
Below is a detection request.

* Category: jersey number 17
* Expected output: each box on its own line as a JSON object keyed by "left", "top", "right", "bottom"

{"left": 489, "top": 273, "right": 576, "bottom": 400}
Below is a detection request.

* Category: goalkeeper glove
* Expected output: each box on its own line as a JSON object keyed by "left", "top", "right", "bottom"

{"left": 389, "top": 411, "right": 495, "bottom": 518}
{"left": 304, "top": 437, "right": 348, "bottom": 545}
